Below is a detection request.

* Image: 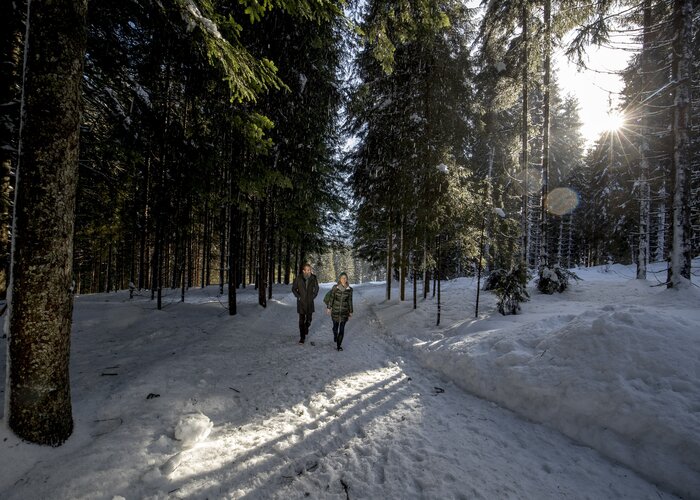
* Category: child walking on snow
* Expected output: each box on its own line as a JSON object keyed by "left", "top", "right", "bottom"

{"left": 324, "top": 272, "right": 353, "bottom": 351}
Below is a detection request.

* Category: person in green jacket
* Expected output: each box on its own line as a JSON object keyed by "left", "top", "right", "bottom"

{"left": 324, "top": 272, "right": 353, "bottom": 351}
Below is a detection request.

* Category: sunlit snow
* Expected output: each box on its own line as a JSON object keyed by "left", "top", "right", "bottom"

{"left": 1, "top": 260, "right": 697, "bottom": 499}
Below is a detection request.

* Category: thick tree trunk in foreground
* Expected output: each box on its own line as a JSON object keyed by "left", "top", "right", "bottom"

{"left": 667, "top": 0, "right": 692, "bottom": 289}
{"left": 5, "top": 0, "right": 87, "bottom": 446}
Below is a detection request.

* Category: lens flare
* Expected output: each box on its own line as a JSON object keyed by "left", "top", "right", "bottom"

{"left": 515, "top": 168, "right": 543, "bottom": 195}
{"left": 546, "top": 187, "right": 579, "bottom": 216}
{"left": 607, "top": 111, "right": 625, "bottom": 132}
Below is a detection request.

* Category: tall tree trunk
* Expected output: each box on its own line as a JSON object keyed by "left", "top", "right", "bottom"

{"left": 151, "top": 218, "right": 160, "bottom": 305}
{"left": 293, "top": 244, "right": 299, "bottom": 285}
{"left": 399, "top": 214, "right": 405, "bottom": 301}
{"left": 667, "top": 0, "right": 692, "bottom": 289}
{"left": 240, "top": 214, "right": 247, "bottom": 288}
{"left": 138, "top": 157, "right": 150, "bottom": 290}
{"left": 201, "top": 200, "right": 208, "bottom": 288}
{"left": 567, "top": 214, "right": 573, "bottom": 269}
{"left": 205, "top": 206, "right": 213, "bottom": 287}
{"left": 412, "top": 241, "right": 417, "bottom": 310}
{"left": 436, "top": 234, "right": 441, "bottom": 325}
{"left": 228, "top": 179, "right": 238, "bottom": 315}
{"left": 284, "top": 235, "right": 291, "bottom": 284}
{"left": 557, "top": 216, "right": 564, "bottom": 266}
{"left": 187, "top": 196, "right": 193, "bottom": 289}
{"left": 637, "top": 0, "right": 653, "bottom": 280}
{"left": 655, "top": 182, "right": 666, "bottom": 263}
{"left": 484, "top": 145, "right": 495, "bottom": 272}
{"left": 97, "top": 245, "right": 104, "bottom": 294}
{"left": 520, "top": 2, "right": 530, "bottom": 266}
{"left": 277, "top": 232, "right": 282, "bottom": 284}
{"left": 539, "top": 0, "right": 551, "bottom": 268}
{"left": 180, "top": 243, "right": 186, "bottom": 302}
{"left": 156, "top": 226, "right": 163, "bottom": 309}
{"left": 248, "top": 216, "right": 256, "bottom": 286}
{"left": 385, "top": 216, "right": 392, "bottom": 301}
{"left": 0, "top": 0, "right": 24, "bottom": 300}
{"left": 267, "top": 204, "right": 274, "bottom": 301}
{"left": 105, "top": 243, "right": 113, "bottom": 292}
{"left": 219, "top": 198, "right": 227, "bottom": 295}
{"left": 5, "top": 0, "right": 87, "bottom": 446}
{"left": 422, "top": 232, "right": 429, "bottom": 298}
{"left": 258, "top": 198, "right": 267, "bottom": 307}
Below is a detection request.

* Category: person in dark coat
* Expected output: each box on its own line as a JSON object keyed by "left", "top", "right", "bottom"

{"left": 323, "top": 272, "right": 353, "bottom": 351}
{"left": 291, "top": 263, "right": 319, "bottom": 344}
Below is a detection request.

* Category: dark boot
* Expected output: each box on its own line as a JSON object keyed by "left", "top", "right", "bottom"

{"left": 336, "top": 332, "right": 344, "bottom": 351}
{"left": 299, "top": 314, "right": 307, "bottom": 343}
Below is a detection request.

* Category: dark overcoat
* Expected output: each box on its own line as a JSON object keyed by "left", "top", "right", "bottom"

{"left": 292, "top": 274, "right": 319, "bottom": 315}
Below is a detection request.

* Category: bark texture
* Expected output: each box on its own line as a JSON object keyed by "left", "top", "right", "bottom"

{"left": 667, "top": 0, "right": 692, "bottom": 288}
{"left": 5, "top": 0, "right": 87, "bottom": 446}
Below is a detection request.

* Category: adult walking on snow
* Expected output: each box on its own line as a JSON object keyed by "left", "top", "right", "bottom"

{"left": 324, "top": 272, "right": 353, "bottom": 351}
{"left": 292, "top": 263, "right": 319, "bottom": 344}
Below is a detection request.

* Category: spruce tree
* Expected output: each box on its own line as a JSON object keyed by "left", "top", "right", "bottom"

{"left": 5, "top": 0, "right": 88, "bottom": 446}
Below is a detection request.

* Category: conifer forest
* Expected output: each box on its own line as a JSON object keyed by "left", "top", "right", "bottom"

{"left": 0, "top": 0, "right": 697, "bottom": 447}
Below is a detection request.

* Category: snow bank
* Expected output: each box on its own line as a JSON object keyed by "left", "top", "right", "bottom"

{"left": 373, "top": 269, "right": 700, "bottom": 499}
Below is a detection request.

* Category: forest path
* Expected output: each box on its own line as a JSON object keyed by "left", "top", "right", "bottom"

{"left": 158, "top": 284, "right": 671, "bottom": 499}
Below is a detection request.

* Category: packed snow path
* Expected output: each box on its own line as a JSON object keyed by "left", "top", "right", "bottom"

{"left": 0, "top": 284, "right": 675, "bottom": 499}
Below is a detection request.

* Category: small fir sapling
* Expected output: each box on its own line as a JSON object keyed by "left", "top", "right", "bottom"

{"left": 536, "top": 265, "right": 581, "bottom": 294}
{"left": 485, "top": 265, "right": 530, "bottom": 315}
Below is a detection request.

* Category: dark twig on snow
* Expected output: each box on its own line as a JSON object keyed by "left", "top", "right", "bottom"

{"left": 340, "top": 478, "right": 350, "bottom": 499}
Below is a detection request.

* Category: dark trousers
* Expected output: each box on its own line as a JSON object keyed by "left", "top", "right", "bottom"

{"left": 332, "top": 320, "right": 346, "bottom": 347}
{"left": 299, "top": 313, "right": 312, "bottom": 341}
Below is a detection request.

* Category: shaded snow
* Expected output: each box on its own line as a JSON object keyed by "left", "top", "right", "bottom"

{"left": 0, "top": 261, "right": 696, "bottom": 499}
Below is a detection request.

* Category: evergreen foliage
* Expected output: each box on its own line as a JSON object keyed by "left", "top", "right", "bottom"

{"left": 484, "top": 264, "right": 530, "bottom": 316}
{"left": 69, "top": 0, "right": 347, "bottom": 300}
{"left": 536, "top": 265, "right": 581, "bottom": 294}
{"left": 346, "top": 0, "right": 476, "bottom": 294}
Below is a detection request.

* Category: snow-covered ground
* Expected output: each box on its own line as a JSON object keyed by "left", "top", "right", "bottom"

{"left": 0, "top": 261, "right": 697, "bottom": 499}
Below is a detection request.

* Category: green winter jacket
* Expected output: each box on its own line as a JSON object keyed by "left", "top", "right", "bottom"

{"left": 324, "top": 283, "right": 353, "bottom": 322}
